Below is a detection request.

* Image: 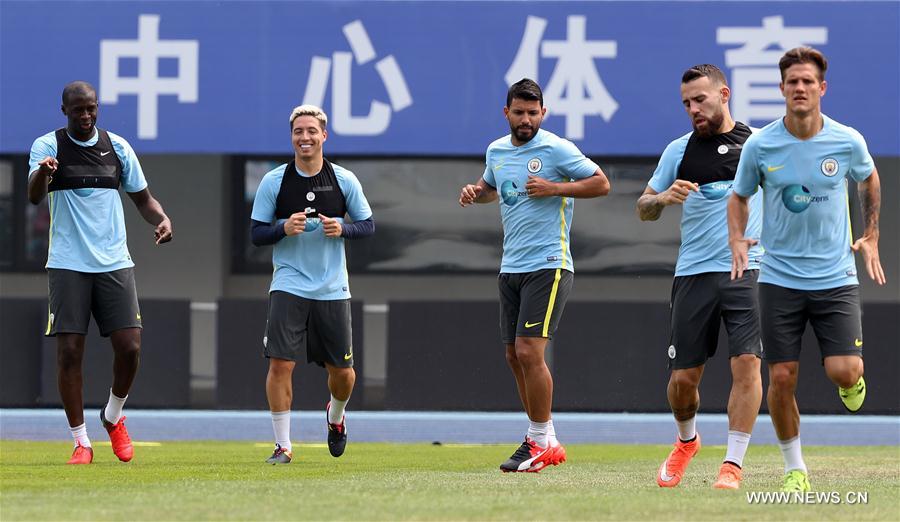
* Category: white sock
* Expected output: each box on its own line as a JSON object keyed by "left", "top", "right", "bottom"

{"left": 328, "top": 396, "right": 348, "bottom": 425}
{"left": 778, "top": 436, "right": 807, "bottom": 473}
{"left": 724, "top": 430, "right": 751, "bottom": 468}
{"left": 103, "top": 389, "right": 127, "bottom": 424}
{"left": 547, "top": 420, "right": 559, "bottom": 445}
{"left": 527, "top": 420, "right": 551, "bottom": 448}
{"left": 271, "top": 411, "right": 291, "bottom": 452}
{"left": 70, "top": 423, "right": 91, "bottom": 448}
{"left": 676, "top": 417, "right": 697, "bottom": 442}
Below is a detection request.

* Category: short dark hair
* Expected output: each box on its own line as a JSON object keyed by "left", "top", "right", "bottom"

{"left": 506, "top": 78, "right": 543, "bottom": 107}
{"left": 62, "top": 81, "right": 96, "bottom": 105}
{"left": 778, "top": 47, "right": 827, "bottom": 81}
{"left": 681, "top": 64, "right": 728, "bottom": 86}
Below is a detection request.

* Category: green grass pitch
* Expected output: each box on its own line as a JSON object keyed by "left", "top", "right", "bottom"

{"left": 1, "top": 441, "right": 898, "bottom": 520}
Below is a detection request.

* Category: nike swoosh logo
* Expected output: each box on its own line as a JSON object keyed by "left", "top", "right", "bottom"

{"left": 493, "top": 163, "right": 504, "bottom": 171}
{"left": 659, "top": 460, "right": 675, "bottom": 482}
{"left": 854, "top": 339, "right": 863, "bottom": 347}
{"left": 524, "top": 321, "right": 542, "bottom": 328}
{"left": 100, "top": 151, "right": 111, "bottom": 156}
{"left": 767, "top": 165, "right": 784, "bottom": 172}
{"left": 344, "top": 353, "right": 352, "bottom": 360}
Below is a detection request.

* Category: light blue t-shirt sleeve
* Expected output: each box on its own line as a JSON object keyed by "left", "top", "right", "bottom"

{"left": 337, "top": 169, "right": 373, "bottom": 222}
{"left": 108, "top": 132, "right": 148, "bottom": 193}
{"left": 647, "top": 137, "right": 688, "bottom": 193}
{"left": 482, "top": 149, "right": 496, "bottom": 187}
{"left": 554, "top": 139, "right": 599, "bottom": 180}
{"left": 250, "top": 170, "right": 281, "bottom": 223}
{"left": 28, "top": 133, "right": 57, "bottom": 174}
{"left": 733, "top": 135, "right": 761, "bottom": 197}
{"left": 847, "top": 129, "right": 875, "bottom": 182}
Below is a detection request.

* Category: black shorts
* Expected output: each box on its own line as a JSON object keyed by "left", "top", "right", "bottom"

{"left": 264, "top": 291, "right": 353, "bottom": 368}
{"left": 759, "top": 283, "right": 863, "bottom": 363}
{"left": 668, "top": 270, "right": 761, "bottom": 370}
{"left": 46, "top": 268, "right": 142, "bottom": 337}
{"left": 499, "top": 268, "right": 573, "bottom": 343}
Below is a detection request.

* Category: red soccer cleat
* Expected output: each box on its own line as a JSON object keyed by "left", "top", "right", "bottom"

{"left": 66, "top": 443, "right": 93, "bottom": 465}
{"left": 101, "top": 411, "right": 134, "bottom": 462}
{"left": 500, "top": 437, "right": 566, "bottom": 473}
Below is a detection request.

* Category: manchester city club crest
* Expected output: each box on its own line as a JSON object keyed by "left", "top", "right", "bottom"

{"left": 306, "top": 191, "right": 316, "bottom": 201}
{"left": 527, "top": 158, "right": 542, "bottom": 173}
{"left": 821, "top": 158, "right": 839, "bottom": 177}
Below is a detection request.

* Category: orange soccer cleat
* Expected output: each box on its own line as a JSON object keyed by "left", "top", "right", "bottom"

{"left": 657, "top": 433, "right": 701, "bottom": 487}
{"left": 712, "top": 461, "right": 743, "bottom": 489}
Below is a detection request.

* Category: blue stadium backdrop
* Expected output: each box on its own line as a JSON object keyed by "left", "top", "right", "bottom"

{"left": 1, "top": 0, "right": 898, "bottom": 156}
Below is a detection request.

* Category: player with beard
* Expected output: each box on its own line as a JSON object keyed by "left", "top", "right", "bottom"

{"left": 637, "top": 65, "right": 764, "bottom": 489}
{"left": 458, "top": 78, "right": 610, "bottom": 472}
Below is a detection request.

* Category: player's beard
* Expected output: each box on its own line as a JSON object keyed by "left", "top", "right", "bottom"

{"left": 693, "top": 107, "right": 724, "bottom": 138}
{"left": 511, "top": 122, "right": 540, "bottom": 143}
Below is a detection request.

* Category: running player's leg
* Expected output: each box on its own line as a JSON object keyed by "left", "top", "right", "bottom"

{"left": 715, "top": 271, "right": 763, "bottom": 488}
{"left": 658, "top": 273, "right": 717, "bottom": 487}
{"left": 760, "top": 283, "right": 809, "bottom": 491}
{"left": 808, "top": 286, "right": 866, "bottom": 411}
{"left": 92, "top": 268, "right": 143, "bottom": 461}
{"left": 48, "top": 269, "right": 94, "bottom": 462}
{"left": 500, "top": 269, "right": 571, "bottom": 473}
{"left": 263, "top": 291, "right": 309, "bottom": 463}
{"left": 310, "top": 299, "right": 355, "bottom": 457}
{"left": 499, "top": 274, "right": 529, "bottom": 416}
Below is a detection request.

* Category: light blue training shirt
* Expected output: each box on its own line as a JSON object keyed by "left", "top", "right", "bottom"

{"left": 648, "top": 129, "right": 763, "bottom": 277}
{"left": 482, "top": 129, "right": 599, "bottom": 274}
{"left": 251, "top": 162, "right": 372, "bottom": 300}
{"left": 28, "top": 129, "right": 148, "bottom": 273}
{"left": 733, "top": 115, "right": 874, "bottom": 290}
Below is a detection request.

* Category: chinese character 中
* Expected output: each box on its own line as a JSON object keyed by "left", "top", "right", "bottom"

{"left": 99, "top": 14, "right": 199, "bottom": 140}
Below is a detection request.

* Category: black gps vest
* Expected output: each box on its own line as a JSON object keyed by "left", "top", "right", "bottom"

{"left": 274, "top": 160, "right": 347, "bottom": 219}
{"left": 677, "top": 122, "right": 752, "bottom": 185}
{"left": 47, "top": 128, "right": 122, "bottom": 193}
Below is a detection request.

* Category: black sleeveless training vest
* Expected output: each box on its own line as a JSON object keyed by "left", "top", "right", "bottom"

{"left": 677, "top": 122, "right": 752, "bottom": 185}
{"left": 48, "top": 128, "right": 122, "bottom": 192}
{"left": 274, "top": 160, "right": 347, "bottom": 219}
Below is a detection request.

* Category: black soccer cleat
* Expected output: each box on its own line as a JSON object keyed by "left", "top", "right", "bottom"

{"left": 326, "top": 401, "right": 348, "bottom": 458}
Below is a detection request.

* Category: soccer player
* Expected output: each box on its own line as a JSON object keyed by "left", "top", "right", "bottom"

{"left": 251, "top": 105, "right": 374, "bottom": 464}
{"left": 728, "top": 47, "right": 885, "bottom": 492}
{"left": 27, "top": 81, "right": 173, "bottom": 465}
{"left": 637, "top": 65, "right": 763, "bottom": 490}
{"left": 459, "top": 78, "right": 610, "bottom": 472}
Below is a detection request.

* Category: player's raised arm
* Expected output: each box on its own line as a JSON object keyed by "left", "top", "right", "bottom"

{"left": 636, "top": 180, "right": 699, "bottom": 221}
{"left": 851, "top": 168, "right": 885, "bottom": 285}
{"left": 27, "top": 157, "right": 58, "bottom": 204}
{"left": 527, "top": 168, "right": 610, "bottom": 198}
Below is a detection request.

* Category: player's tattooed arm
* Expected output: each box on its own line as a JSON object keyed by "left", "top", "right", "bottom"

{"left": 858, "top": 168, "right": 881, "bottom": 237}
{"left": 637, "top": 187, "right": 664, "bottom": 221}
{"left": 637, "top": 180, "right": 699, "bottom": 221}
{"left": 852, "top": 168, "right": 886, "bottom": 285}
